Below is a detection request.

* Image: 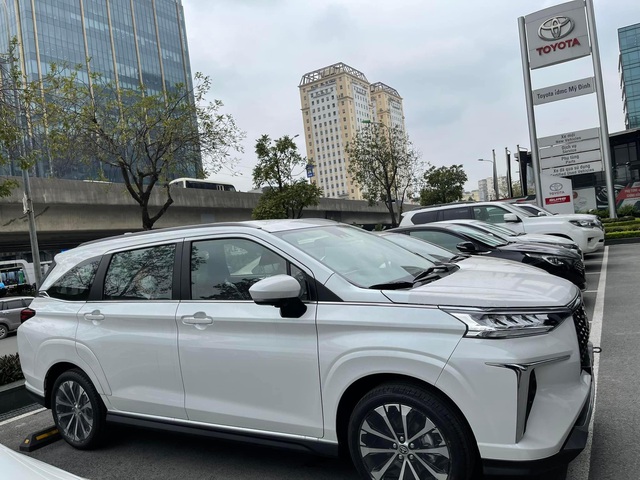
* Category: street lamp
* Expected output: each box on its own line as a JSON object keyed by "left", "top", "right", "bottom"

{"left": 478, "top": 150, "right": 499, "bottom": 200}
{"left": 0, "top": 0, "right": 42, "bottom": 287}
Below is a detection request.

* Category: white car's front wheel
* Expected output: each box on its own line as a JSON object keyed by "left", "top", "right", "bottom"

{"left": 348, "top": 383, "right": 476, "bottom": 480}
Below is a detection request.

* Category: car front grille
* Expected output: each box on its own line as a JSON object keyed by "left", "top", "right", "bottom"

{"left": 572, "top": 302, "right": 590, "bottom": 370}
{"left": 575, "top": 260, "right": 585, "bottom": 276}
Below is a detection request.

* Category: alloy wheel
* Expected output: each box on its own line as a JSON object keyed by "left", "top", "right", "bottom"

{"left": 358, "top": 403, "right": 451, "bottom": 480}
{"left": 55, "top": 380, "right": 94, "bottom": 443}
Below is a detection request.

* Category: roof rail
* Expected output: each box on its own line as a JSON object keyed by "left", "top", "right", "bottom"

{"left": 408, "top": 200, "right": 478, "bottom": 211}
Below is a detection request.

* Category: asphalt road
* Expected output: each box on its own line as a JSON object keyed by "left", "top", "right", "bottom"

{"left": 0, "top": 245, "right": 634, "bottom": 480}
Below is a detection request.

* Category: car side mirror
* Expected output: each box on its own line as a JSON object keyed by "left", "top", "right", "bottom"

{"left": 249, "top": 275, "right": 306, "bottom": 318}
{"left": 503, "top": 213, "right": 520, "bottom": 223}
{"left": 538, "top": 212, "right": 546, "bottom": 217}
{"left": 456, "top": 241, "right": 477, "bottom": 253}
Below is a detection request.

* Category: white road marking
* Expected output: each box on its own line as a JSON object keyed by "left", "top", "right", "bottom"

{"left": 567, "top": 246, "right": 608, "bottom": 480}
{"left": 0, "top": 408, "right": 46, "bottom": 427}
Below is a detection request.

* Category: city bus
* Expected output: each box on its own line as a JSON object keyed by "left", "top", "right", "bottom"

{"left": 169, "top": 178, "right": 237, "bottom": 192}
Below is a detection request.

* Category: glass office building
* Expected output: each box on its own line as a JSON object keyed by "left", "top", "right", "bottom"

{"left": 0, "top": 0, "right": 197, "bottom": 180}
{"left": 619, "top": 23, "right": 640, "bottom": 130}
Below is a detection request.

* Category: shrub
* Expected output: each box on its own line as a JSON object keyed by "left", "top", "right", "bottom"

{"left": 601, "top": 216, "right": 635, "bottom": 224}
{"left": 605, "top": 230, "right": 640, "bottom": 240}
{"left": 0, "top": 354, "right": 24, "bottom": 387}
{"left": 617, "top": 205, "right": 640, "bottom": 218}
{"left": 605, "top": 222, "right": 640, "bottom": 233}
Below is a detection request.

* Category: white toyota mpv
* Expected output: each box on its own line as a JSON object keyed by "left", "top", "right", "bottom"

{"left": 18, "top": 220, "right": 593, "bottom": 480}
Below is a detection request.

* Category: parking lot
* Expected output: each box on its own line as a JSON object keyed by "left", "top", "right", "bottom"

{"left": 0, "top": 244, "right": 637, "bottom": 480}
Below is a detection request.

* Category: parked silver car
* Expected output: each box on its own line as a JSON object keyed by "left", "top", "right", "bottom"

{"left": 0, "top": 297, "right": 33, "bottom": 339}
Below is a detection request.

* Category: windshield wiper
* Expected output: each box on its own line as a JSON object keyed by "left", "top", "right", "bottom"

{"left": 368, "top": 280, "right": 414, "bottom": 290}
{"left": 448, "top": 255, "right": 469, "bottom": 263}
{"left": 412, "top": 263, "right": 458, "bottom": 284}
{"left": 369, "top": 264, "right": 459, "bottom": 290}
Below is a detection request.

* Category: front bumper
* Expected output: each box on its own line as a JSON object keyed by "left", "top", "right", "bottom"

{"left": 483, "top": 366, "right": 594, "bottom": 476}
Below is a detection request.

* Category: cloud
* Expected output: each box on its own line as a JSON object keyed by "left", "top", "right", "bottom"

{"left": 183, "top": 0, "right": 637, "bottom": 192}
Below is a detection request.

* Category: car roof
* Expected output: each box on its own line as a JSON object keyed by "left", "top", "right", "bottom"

{"left": 80, "top": 218, "right": 340, "bottom": 248}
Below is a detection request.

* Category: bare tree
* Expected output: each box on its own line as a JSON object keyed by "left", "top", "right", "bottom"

{"left": 346, "top": 122, "right": 423, "bottom": 227}
{"left": 40, "top": 66, "right": 244, "bottom": 229}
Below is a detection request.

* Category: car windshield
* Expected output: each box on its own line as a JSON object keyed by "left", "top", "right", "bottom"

{"left": 379, "top": 233, "right": 453, "bottom": 263}
{"left": 511, "top": 205, "right": 537, "bottom": 217}
{"left": 444, "top": 224, "right": 508, "bottom": 248}
{"left": 276, "top": 225, "right": 436, "bottom": 288}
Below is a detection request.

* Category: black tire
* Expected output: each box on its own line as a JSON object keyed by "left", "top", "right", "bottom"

{"left": 0, "top": 324, "right": 8, "bottom": 340}
{"left": 51, "top": 369, "right": 106, "bottom": 450}
{"left": 347, "top": 383, "right": 475, "bottom": 480}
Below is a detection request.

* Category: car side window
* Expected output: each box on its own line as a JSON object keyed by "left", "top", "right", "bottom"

{"left": 103, "top": 245, "right": 175, "bottom": 300}
{"left": 473, "top": 206, "right": 511, "bottom": 224}
{"left": 408, "top": 230, "right": 463, "bottom": 252}
{"left": 191, "top": 238, "right": 306, "bottom": 301}
{"left": 5, "top": 300, "right": 23, "bottom": 310}
{"left": 441, "top": 207, "right": 472, "bottom": 220}
{"left": 47, "top": 259, "right": 100, "bottom": 301}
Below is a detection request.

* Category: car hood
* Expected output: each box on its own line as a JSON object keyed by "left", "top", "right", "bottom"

{"left": 511, "top": 233, "right": 574, "bottom": 246}
{"left": 497, "top": 241, "right": 577, "bottom": 257}
{"left": 455, "top": 256, "right": 544, "bottom": 274}
{"left": 383, "top": 263, "right": 579, "bottom": 308}
{"left": 0, "top": 444, "right": 85, "bottom": 479}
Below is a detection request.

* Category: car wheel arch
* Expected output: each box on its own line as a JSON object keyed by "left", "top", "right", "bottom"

{"left": 44, "top": 362, "right": 98, "bottom": 409}
{"left": 335, "top": 373, "right": 479, "bottom": 460}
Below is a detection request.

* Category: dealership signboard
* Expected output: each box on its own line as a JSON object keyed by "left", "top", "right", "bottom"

{"left": 541, "top": 173, "right": 574, "bottom": 214}
{"left": 538, "top": 127, "right": 600, "bottom": 147}
{"left": 518, "top": 0, "right": 617, "bottom": 215}
{"left": 532, "top": 77, "right": 595, "bottom": 105}
{"left": 524, "top": 1, "right": 591, "bottom": 69}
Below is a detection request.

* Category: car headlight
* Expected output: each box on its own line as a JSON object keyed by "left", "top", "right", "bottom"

{"left": 525, "top": 252, "right": 567, "bottom": 265}
{"left": 570, "top": 220, "right": 596, "bottom": 228}
{"left": 445, "top": 309, "right": 567, "bottom": 338}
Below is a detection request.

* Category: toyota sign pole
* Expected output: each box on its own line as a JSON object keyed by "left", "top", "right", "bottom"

{"left": 518, "top": 16, "right": 544, "bottom": 207}
{"left": 519, "top": 0, "right": 616, "bottom": 216}
{"left": 585, "top": 0, "right": 617, "bottom": 218}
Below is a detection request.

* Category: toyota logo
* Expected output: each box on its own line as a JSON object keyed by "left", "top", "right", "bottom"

{"left": 538, "top": 16, "right": 574, "bottom": 41}
{"left": 550, "top": 182, "right": 564, "bottom": 192}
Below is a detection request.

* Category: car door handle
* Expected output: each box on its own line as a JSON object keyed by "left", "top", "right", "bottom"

{"left": 181, "top": 313, "right": 214, "bottom": 326}
{"left": 84, "top": 311, "right": 105, "bottom": 322}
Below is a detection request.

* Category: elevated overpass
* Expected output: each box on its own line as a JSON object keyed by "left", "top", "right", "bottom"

{"left": 0, "top": 178, "right": 394, "bottom": 255}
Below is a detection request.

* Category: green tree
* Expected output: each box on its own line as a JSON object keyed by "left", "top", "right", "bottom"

{"left": 0, "top": 39, "right": 43, "bottom": 197}
{"left": 251, "top": 135, "right": 323, "bottom": 219}
{"left": 39, "top": 66, "right": 244, "bottom": 230}
{"left": 346, "top": 123, "right": 422, "bottom": 227}
{"left": 419, "top": 165, "right": 468, "bottom": 206}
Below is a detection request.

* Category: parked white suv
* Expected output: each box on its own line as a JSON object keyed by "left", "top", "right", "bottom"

{"left": 18, "top": 220, "right": 593, "bottom": 479}
{"left": 401, "top": 202, "right": 604, "bottom": 254}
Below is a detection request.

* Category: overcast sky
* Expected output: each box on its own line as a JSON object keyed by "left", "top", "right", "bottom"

{"left": 181, "top": 0, "right": 638, "bottom": 193}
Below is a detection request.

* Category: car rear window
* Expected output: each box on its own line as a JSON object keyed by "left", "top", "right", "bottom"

{"left": 411, "top": 211, "right": 439, "bottom": 224}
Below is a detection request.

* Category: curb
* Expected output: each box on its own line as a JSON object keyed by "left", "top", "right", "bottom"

{"left": 0, "top": 380, "right": 35, "bottom": 416}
